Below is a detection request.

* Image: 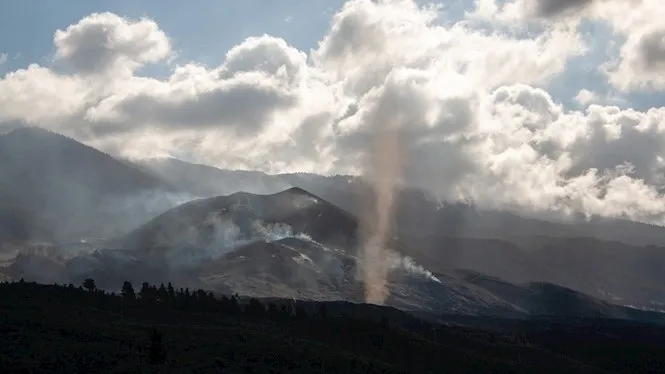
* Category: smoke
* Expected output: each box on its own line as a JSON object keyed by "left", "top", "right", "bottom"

{"left": 400, "top": 255, "right": 442, "bottom": 284}
{"left": 379, "top": 248, "right": 442, "bottom": 284}
{"left": 164, "top": 216, "right": 316, "bottom": 270}
{"left": 96, "top": 189, "right": 198, "bottom": 237}
{"left": 358, "top": 124, "right": 405, "bottom": 305}
{"left": 252, "top": 221, "right": 299, "bottom": 241}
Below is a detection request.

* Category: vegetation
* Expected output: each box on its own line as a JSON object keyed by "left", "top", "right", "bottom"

{"left": 1, "top": 279, "right": 664, "bottom": 373}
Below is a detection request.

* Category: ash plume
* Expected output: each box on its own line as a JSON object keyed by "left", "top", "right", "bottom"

{"left": 358, "top": 124, "right": 404, "bottom": 305}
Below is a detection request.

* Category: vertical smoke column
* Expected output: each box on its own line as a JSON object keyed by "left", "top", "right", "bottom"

{"left": 359, "top": 120, "right": 404, "bottom": 305}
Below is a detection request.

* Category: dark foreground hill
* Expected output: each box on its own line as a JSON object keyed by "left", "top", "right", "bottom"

{"left": 0, "top": 127, "right": 190, "bottom": 245}
{"left": 1, "top": 280, "right": 664, "bottom": 373}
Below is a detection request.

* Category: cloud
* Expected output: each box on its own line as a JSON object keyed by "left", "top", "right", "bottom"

{"left": 470, "top": 0, "right": 664, "bottom": 91}
{"left": 0, "top": 65, "right": 89, "bottom": 127}
{"left": 575, "top": 0, "right": 665, "bottom": 91}
{"left": 221, "top": 35, "right": 308, "bottom": 86}
{"left": 532, "top": 0, "right": 597, "bottom": 17}
{"left": 316, "top": 0, "right": 583, "bottom": 96}
{"left": 53, "top": 12, "right": 171, "bottom": 76}
{"left": 464, "top": 85, "right": 665, "bottom": 219}
{"left": 575, "top": 89, "right": 599, "bottom": 106}
{"left": 0, "top": 53, "right": 7, "bottom": 65}
{"left": 1, "top": 0, "right": 665, "bottom": 224}
{"left": 469, "top": 0, "right": 616, "bottom": 21}
{"left": 87, "top": 68, "right": 298, "bottom": 135}
{"left": 603, "top": 23, "right": 665, "bottom": 91}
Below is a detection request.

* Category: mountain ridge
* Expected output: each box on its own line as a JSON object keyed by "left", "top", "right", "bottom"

{"left": 0, "top": 127, "right": 189, "bottom": 245}
{"left": 0, "top": 128, "right": 664, "bottom": 324}
{"left": 138, "top": 156, "right": 665, "bottom": 247}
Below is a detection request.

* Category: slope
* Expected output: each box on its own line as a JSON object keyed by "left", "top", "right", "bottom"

{"left": 138, "top": 157, "right": 665, "bottom": 247}
{"left": 114, "top": 187, "right": 359, "bottom": 250}
{"left": 0, "top": 127, "right": 188, "bottom": 245}
{"left": 15, "top": 280, "right": 665, "bottom": 373}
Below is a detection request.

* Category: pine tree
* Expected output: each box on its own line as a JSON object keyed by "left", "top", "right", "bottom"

{"left": 166, "top": 282, "right": 175, "bottom": 304}
{"left": 267, "top": 302, "right": 280, "bottom": 319}
{"left": 121, "top": 281, "right": 136, "bottom": 301}
{"left": 245, "top": 298, "right": 265, "bottom": 318}
{"left": 83, "top": 278, "right": 96, "bottom": 292}
{"left": 140, "top": 282, "right": 155, "bottom": 303}
{"left": 157, "top": 283, "right": 168, "bottom": 304}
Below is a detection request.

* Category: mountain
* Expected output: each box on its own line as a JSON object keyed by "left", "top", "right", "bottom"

{"left": 0, "top": 127, "right": 193, "bottom": 245}
{"left": 114, "top": 187, "right": 359, "bottom": 250}
{"left": 136, "top": 157, "right": 358, "bottom": 211}
{"left": 134, "top": 158, "right": 665, "bottom": 310}
{"left": 137, "top": 157, "right": 293, "bottom": 196}
{"left": 1, "top": 130, "right": 663, "bottom": 322}
{"left": 4, "top": 234, "right": 663, "bottom": 324}
{"left": 1, "top": 186, "right": 654, "bottom": 323}
{"left": 397, "top": 235, "right": 665, "bottom": 311}
{"left": 199, "top": 236, "right": 665, "bottom": 321}
{"left": 139, "top": 157, "right": 665, "bottom": 247}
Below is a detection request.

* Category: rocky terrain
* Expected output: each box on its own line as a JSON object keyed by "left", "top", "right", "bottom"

{"left": 1, "top": 127, "right": 665, "bottom": 321}
{"left": 1, "top": 186, "right": 663, "bottom": 324}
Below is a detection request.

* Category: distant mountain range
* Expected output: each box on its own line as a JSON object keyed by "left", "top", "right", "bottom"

{"left": 0, "top": 127, "right": 192, "bottom": 245}
{"left": 139, "top": 157, "right": 665, "bottom": 248}
{"left": 137, "top": 155, "right": 665, "bottom": 310}
{"left": 0, "top": 186, "right": 660, "bottom": 323}
{"left": 0, "top": 127, "right": 664, "bottom": 321}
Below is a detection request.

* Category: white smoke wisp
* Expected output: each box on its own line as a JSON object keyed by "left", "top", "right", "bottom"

{"left": 384, "top": 249, "right": 442, "bottom": 283}
{"left": 250, "top": 220, "right": 327, "bottom": 246}
{"left": 163, "top": 209, "right": 335, "bottom": 271}
{"left": 289, "top": 193, "right": 320, "bottom": 210}
{"left": 97, "top": 189, "right": 200, "bottom": 237}
{"left": 164, "top": 213, "right": 244, "bottom": 269}
{"left": 203, "top": 216, "right": 315, "bottom": 256}
{"left": 400, "top": 255, "right": 442, "bottom": 283}
{"left": 252, "top": 221, "right": 296, "bottom": 241}
{"left": 205, "top": 215, "right": 243, "bottom": 254}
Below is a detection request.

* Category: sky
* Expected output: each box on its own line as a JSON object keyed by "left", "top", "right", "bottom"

{"left": 1, "top": 0, "right": 665, "bottom": 224}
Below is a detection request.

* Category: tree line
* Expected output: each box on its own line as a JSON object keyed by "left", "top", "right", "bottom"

{"left": 3, "top": 277, "right": 657, "bottom": 373}
{"left": 0, "top": 277, "right": 403, "bottom": 372}
{"left": 6, "top": 277, "right": 323, "bottom": 321}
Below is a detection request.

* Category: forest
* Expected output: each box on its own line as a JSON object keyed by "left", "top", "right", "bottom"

{"left": 1, "top": 278, "right": 665, "bottom": 373}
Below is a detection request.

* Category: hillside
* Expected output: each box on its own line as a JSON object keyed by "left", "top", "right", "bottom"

{"left": 400, "top": 235, "right": 665, "bottom": 311}
{"left": 1, "top": 280, "right": 664, "bottom": 373}
{"left": 0, "top": 188, "right": 651, "bottom": 320}
{"left": 137, "top": 157, "right": 292, "bottom": 196}
{"left": 137, "top": 157, "right": 665, "bottom": 247}
{"left": 0, "top": 129, "right": 663, "bottom": 321}
{"left": 5, "top": 224, "right": 663, "bottom": 322}
{"left": 116, "top": 161, "right": 665, "bottom": 310}
{"left": 101, "top": 184, "right": 665, "bottom": 313}
{"left": 0, "top": 127, "right": 190, "bottom": 244}
{"left": 114, "top": 187, "right": 359, "bottom": 250}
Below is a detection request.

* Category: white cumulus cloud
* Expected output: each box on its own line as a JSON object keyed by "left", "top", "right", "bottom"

{"left": 1, "top": 0, "right": 665, "bottom": 224}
